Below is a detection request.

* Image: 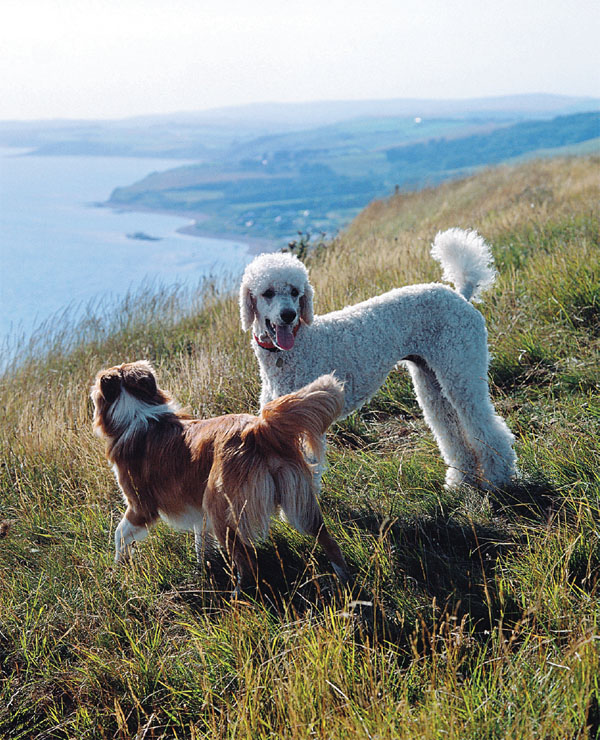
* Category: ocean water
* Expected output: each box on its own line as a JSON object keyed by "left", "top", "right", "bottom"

{"left": 0, "top": 149, "right": 252, "bottom": 344}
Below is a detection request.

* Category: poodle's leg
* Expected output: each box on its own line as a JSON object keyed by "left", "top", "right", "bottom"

{"left": 436, "top": 368, "right": 517, "bottom": 490}
{"left": 405, "top": 356, "right": 481, "bottom": 488}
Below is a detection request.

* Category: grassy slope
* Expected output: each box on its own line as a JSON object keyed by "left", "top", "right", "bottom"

{"left": 0, "top": 156, "right": 599, "bottom": 739}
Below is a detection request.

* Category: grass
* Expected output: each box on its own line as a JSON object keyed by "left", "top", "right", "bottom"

{"left": 1, "top": 155, "right": 599, "bottom": 738}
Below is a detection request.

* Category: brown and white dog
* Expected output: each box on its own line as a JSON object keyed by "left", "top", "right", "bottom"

{"left": 91, "top": 360, "right": 348, "bottom": 592}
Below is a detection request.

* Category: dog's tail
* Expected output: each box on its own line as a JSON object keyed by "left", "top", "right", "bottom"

{"left": 249, "top": 374, "right": 344, "bottom": 463}
{"left": 431, "top": 228, "right": 496, "bottom": 302}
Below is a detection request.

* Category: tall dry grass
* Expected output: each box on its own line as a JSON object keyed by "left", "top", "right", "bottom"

{"left": 0, "top": 156, "right": 598, "bottom": 739}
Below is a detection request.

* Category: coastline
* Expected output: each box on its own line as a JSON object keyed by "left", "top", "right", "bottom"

{"left": 103, "top": 201, "right": 280, "bottom": 256}
{"left": 1, "top": 149, "right": 280, "bottom": 346}
{"left": 177, "top": 220, "right": 278, "bottom": 255}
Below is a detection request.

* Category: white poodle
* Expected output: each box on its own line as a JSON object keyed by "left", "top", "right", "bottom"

{"left": 239, "top": 228, "right": 517, "bottom": 490}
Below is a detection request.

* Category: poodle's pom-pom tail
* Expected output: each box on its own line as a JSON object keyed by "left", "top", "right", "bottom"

{"left": 431, "top": 228, "right": 496, "bottom": 302}
{"left": 253, "top": 374, "right": 344, "bottom": 463}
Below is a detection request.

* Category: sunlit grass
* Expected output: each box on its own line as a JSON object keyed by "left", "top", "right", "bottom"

{"left": 1, "top": 156, "right": 598, "bottom": 738}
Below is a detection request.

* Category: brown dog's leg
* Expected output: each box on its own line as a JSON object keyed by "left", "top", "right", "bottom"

{"left": 114, "top": 507, "right": 154, "bottom": 562}
{"left": 278, "top": 477, "right": 350, "bottom": 584}
{"left": 298, "top": 503, "right": 349, "bottom": 583}
{"left": 314, "top": 522, "right": 349, "bottom": 584}
{"left": 213, "top": 522, "right": 258, "bottom": 596}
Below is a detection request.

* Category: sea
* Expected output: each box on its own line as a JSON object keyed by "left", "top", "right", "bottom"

{"left": 0, "top": 148, "right": 252, "bottom": 349}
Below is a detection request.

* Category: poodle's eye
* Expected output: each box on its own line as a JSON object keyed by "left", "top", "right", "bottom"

{"left": 290, "top": 287, "right": 299, "bottom": 298}
{"left": 262, "top": 289, "right": 275, "bottom": 299}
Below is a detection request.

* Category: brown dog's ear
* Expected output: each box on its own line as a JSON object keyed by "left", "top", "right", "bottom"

{"left": 121, "top": 361, "right": 158, "bottom": 398}
{"left": 100, "top": 371, "right": 122, "bottom": 404}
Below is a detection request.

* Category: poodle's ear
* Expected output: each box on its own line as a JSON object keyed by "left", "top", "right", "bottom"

{"left": 300, "top": 280, "right": 314, "bottom": 325}
{"left": 239, "top": 283, "right": 257, "bottom": 331}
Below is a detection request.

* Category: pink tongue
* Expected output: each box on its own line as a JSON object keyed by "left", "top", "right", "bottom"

{"left": 275, "top": 324, "right": 295, "bottom": 350}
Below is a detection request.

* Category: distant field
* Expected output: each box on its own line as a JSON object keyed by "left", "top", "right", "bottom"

{"left": 108, "top": 112, "right": 600, "bottom": 242}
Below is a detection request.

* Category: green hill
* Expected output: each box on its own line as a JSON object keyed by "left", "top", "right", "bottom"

{"left": 385, "top": 112, "right": 600, "bottom": 175}
{"left": 108, "top": 112, "right": 600, "bottom": 242}
{"left": 1, "top": 156, "right": 599, "bottom": 738}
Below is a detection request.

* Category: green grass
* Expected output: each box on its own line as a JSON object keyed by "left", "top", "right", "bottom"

{"left": 1, "top": 156, "right": 599, "bottom": 738}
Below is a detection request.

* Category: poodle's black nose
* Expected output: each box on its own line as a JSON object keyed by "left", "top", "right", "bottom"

{"left": 280, "top": 309, "right": 297, "bottom": 325}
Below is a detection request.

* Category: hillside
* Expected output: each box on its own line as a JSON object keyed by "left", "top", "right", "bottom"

{"left": 385, "top": 112, "right": 600, "bottom": 175}
{"left": 108, "top": 111, "right": 600, "bottom": 242}
{"left": 0, "top": 156, "right": 599, "bottom": 738}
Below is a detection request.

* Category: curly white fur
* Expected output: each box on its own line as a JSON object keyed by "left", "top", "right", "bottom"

{"left": 430, "top": 227, "right": 496, "bottom": 302}
{"left": 239, "top": 228, "right": 517, "bottom": 490}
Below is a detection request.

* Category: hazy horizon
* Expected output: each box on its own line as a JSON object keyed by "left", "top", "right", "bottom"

{"left": 3, "top": 0, "right": 599, "bottom": 122}
{"left": 1, "top": 92, "right": 599, "bottom": 126}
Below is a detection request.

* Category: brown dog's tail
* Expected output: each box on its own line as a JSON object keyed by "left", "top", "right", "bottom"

{"left": 248, "top": 374, "right": 344, "bottom": 463}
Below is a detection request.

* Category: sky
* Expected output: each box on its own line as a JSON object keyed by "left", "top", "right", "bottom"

{"left": 2, "top": 0, "right": 599, "bottom": 121}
